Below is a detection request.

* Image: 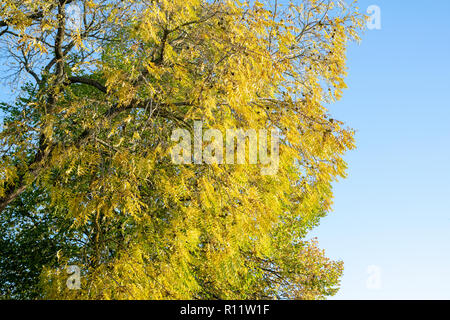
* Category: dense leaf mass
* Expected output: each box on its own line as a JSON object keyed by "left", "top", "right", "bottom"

{"left": 0, "top": 0, "right": 363, "bottom": 299}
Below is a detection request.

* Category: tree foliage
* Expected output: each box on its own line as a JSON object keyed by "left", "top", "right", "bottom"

{"left": 0, "top": 0, "right": 363, "bottom": 299}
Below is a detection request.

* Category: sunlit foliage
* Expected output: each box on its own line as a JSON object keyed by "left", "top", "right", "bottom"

{"left": 0, "top": 0, "right": 363, "bottom": 299}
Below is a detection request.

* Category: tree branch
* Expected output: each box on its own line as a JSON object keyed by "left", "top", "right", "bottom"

{"left": 68, "top": 76, "right": 107, "bottom": 93}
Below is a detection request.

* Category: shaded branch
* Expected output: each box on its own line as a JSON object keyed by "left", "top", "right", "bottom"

{"left": 68, "top": 76, "right": 107, "bottom": 93}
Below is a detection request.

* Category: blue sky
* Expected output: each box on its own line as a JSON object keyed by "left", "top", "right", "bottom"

{"left": 310, "top": 0, "right": 450, "bottom": 299}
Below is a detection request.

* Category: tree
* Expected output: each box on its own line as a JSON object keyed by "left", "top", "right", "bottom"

{"left": 0, "top": 0, "right": 363, "bottom": 299}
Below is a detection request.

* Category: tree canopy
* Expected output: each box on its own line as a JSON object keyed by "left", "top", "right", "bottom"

{"left": 0, "top": 0, "right": 363, "bottom": 299}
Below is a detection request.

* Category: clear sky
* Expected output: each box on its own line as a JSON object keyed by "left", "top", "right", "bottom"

{"left": 310, "top": 0, "right": 450, "bottom": 299}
